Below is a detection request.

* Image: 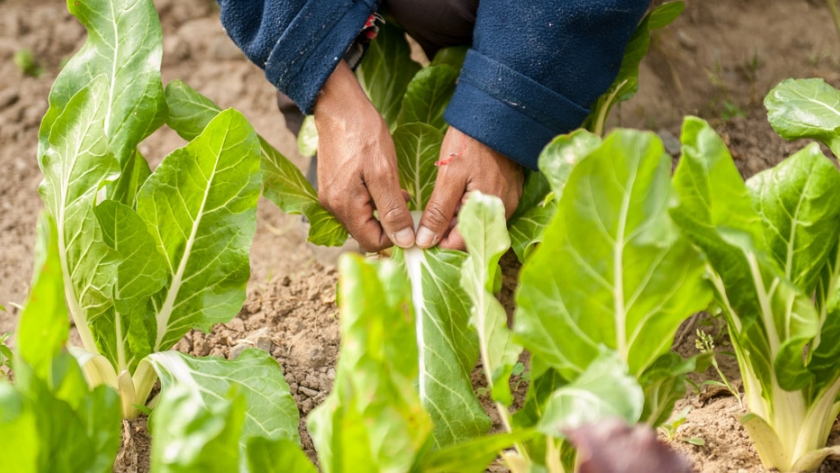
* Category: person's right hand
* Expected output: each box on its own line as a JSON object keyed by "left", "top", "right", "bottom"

{"left": 313, "top": 60, "right": 416, "bottom": 252}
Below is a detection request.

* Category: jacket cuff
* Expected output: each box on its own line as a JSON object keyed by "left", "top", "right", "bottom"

{"left": 265, "top": 0, "right": 377, "bottom": 114}
{"left": 444, "top": 50, "right": 590, "bottom": 171}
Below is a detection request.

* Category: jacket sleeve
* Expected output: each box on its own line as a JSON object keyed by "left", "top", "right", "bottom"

{"left": 443, "top": 0, "right": 650, "bottom": 170}
{"left": 217, "top": 0, "right": 378, "bottom": 114}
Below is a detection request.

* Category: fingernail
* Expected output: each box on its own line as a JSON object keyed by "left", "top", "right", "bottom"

{"left": 393, "top": 228, "right": 415, "bottom": 248}
{"left": 416, "top": 226, "right": 436, "bottom": 248}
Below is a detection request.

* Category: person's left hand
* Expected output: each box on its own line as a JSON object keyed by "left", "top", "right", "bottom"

{"left": 415, "top": 127, "right": 524, "bottom": 251}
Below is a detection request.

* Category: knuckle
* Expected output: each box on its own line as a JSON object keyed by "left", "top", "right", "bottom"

{"left": 423, "top": 203, "right": 449, "bottom": 228}
{"left": 379, "top": 204, "right": 408, "bottom": 227}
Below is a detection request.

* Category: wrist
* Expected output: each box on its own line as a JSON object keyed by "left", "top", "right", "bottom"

{"left": 314, "top": 60, "right": 373, "bottom": 126}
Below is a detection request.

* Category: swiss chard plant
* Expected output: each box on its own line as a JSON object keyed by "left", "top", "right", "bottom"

{"left": 668, "top": 79, "right": 840, "bottom": 472}
{"left": 36, "top": 1, "right": 301, "bottom": 454}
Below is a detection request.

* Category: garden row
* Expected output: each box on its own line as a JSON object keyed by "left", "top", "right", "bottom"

{"left": 2, "top": 1, "right": 839, "bottom": 472}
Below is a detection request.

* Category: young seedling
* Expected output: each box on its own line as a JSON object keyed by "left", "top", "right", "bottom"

{"left": 694, "top": 330, "right": 742, "bottom": 407}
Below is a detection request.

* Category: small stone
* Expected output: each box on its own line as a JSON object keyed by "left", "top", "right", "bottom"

{"left": 304, "top": 374, "right": 319, "bottom": 389}
{"left": 657, "top": 129, "right": 681, "bottom": 157}
{"left": 677, "top": 30, "right": 697, "bottom": 51}
{"left": 174, "top": 337, "right": 192, "bottom": 354}
{"left": 327, "top": 368, "right": 335, "bottom": 380}
{"left": 299, "top": 386, "right": 319, "bottom": 398}
{"left": 194, "top": 338, "right": 211, "bottom": 357}
{"left": 229, "top": 342, "right": 253, "bottom": 359}
{"left": 289, "top": 383, "right": 298, "bottom": 395}
{"left": 254, "top": 335, "right": 272, "bottom": 352}
{"left": 301, "top": 398, "right": 314, "bottom": 414}
{"left": 225, "top": 317, "right": 244, "bottom": 333}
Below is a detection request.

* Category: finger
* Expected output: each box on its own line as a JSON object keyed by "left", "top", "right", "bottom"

{"left": 366, "top": 171, "right": 416, "bottom": 249}
{"left": 321, "top": 184, "right": 390, "bottom": 253}
{"left": 417, "top": 170, "right": 467, "bottom": 249}
{"left": 438, "top": 225, "right": 466, "bottom": 251}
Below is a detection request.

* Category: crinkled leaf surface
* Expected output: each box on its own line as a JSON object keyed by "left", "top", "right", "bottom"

{"left": 508, "top": 130, "right": 602, "bottom": 261}
{"left": 515, "top": 129, "right": 709, "bottom": 380}
{"left": 399, "top": 65, "right": 458, "bottom": 132}
{"left": 137, "top": 109, "right": 261, "bottom": 351}
{"left": 746, "top": 143, "right": 840, "bottom": 296}
{"left": 394, "top": 123, "right": 444, "bottom": 210}
{"left": 400, "top": 243, "right": 491, "bottom": 448}
{"left": 460, "top": 193, "right": 522, "bottom": 406}
{"left": 308, "top": 255, "right": 432, "bottom": 473}
{"left": 94, "top": 200, "right": 167, "bottom": 371}
{"left": 671, "top": 117, "right": 820, "bottom": 394}
{"left": 147, "top": 348, "right": 300, "bottom": 445}
{"left": 537, "top": 350, "right": 643, "bottom": 437}
{"left": 38, "top": 78, "right": 119, "bottom": 353}
{"left": 355, "top": 21, "right": 421, "bottom": 129}
{"left": 765, "top": 78, "right": 840, "bottom": 156}
{"left": 42, "top": 0, "right": 165, "bottom": 202}
{"left": 150, "top": 382, "right": 243, "bottom": 473}
{"left": 164, "top": 80, "right": 347, "bottom": 246}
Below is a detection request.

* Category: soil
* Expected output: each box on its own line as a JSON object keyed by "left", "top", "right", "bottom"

{"left": 1, "top": 0, "right": 839, "bottom": 471}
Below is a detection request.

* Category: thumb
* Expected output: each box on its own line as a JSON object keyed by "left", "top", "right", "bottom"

{"left": 416, "top": 174, "right": 466, "bottom": 249}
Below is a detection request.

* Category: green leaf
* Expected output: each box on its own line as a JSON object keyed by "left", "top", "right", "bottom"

{"left": 0, "top": 383, "right": 38, "bottom": 473}
{"left": 746, "top": 143, "right": 840, "bottom": 296}
{"left": 108, "top": 149, "right": 153, "bottom": 207}
{"left": 297, "top": 115, "right": 318, "bottom": 157}
{"left": 150, "top": 383, "right": 244, "bottom": 473}
{"left": 515, "top": 129, "right": 710, "bottom": 380}
{"left": 38, "top": 77, "right": 119, "bottom": 354}
{"left": 246, "top": 437, "right": 318, "bottom": 473}
{"left": 94, "top": 200, "right": 168, "bottom": 372}
{"left": 137, "top": 109, "right": 261, "bottom": 352}
{"left": 355, "top": 22, "right": 422, "bottom": 129}
{"left": 508, "top": 131, "right": 601, "bottom": 262}
{"left": 42, "top": 0, "right": 166, "bottom": 202}
{"left": 400, "top": 243, "right": 492, "bottom": 447}
{"left": 164, "top": 81, "right": 347, "bottom": 247}
{"left": 639, "top": 352, "right": 696, "bottom": 427}
{"left": 16, "top": 215, "right": 69, "bottom": 380}
{"left": 460, "top": 193, "right": 522, "bottom": 406}
{"left": 399, "top": 65, "right": 459, "bottom": 132}
{"left": 147, "top": 349, "right": 300, "bottom": 445}
{"left": 394, "top": 123, "right": 444, "bottom": 210}
{"left": 430, "top": 46, "right": 468, "bottom": 70}
{"left": 648, "top": 1, "right": 685, "bottom": 30}
{"left": 536, "top": 350, "right": 644, "bottom": 438}
{"left": 671, "top": 117, "right": 820, "bottom": 393}
{"left": 308, "top": 255, "right": 432, "bottom": 473}
{"left": 765, "top": 78, "right": 840, "bottom": 156}
{"left": 420, "top": 430, "right": 535, "bottom": 473}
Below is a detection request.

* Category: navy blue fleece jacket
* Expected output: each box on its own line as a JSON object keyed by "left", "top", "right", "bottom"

{"left": 217, "top": 0, "right": 650, "bottom": 170}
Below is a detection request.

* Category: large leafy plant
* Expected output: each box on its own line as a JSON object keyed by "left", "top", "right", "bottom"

{"left": 36, "top": 2, "right": 301, "bottom": 454}
{"left": 668, "top": 79, "right": 840, "bottom": 472}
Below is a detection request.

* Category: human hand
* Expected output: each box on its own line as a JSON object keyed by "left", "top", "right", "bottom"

{"left": 313, "top": 61, "right": 415, "bottom": 252}
{"left": 416, "top": 127, "right": 524, "bottom": 251}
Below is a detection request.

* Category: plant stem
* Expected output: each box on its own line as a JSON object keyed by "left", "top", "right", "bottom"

{"left": 828, "top": 0, "right": 840, "bottom": 46}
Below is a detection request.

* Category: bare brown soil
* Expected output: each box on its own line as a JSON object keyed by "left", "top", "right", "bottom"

{"left": 1, "top": 0, "right": 839, "bottom": 471}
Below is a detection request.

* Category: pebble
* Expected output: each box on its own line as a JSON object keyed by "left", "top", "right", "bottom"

{"left": 301, "top": 398, "right": 314, "bottom": 414}
{"left": 289, "top": 383, "right": 298, "bottom": 395}
{"left": 229, "top": 342, "right": 252, "bottom": 359}
{"left": 194, "top": 338, "right": 211, "bottom": 357}
{"left": 677, "top": 30, "right": 697, "bottom": 51}
{"left": 299, "top": 386, "right": 319, "bottom": 398}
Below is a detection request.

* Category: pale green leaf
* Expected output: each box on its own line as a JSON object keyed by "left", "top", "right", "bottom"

{"left": 746, "top": 143, "right": 840, "bottom": 296}
{"left": 137, "top": 109, "right": 261, "bottom": 351}
{"left": 460, "top": 193, "right": 522, "bottom": 406}
{"left": 515, "top": 129, "right": 709, "bottom": 380}
{"left": 297, "top": 115, "right": 318, "bottom": 157}
{"left": 17, "top": 215, "right": 69, "bottom": 380}
{"left": 0, "top": 383, "right": 38, "bottom": 473}
{"left": 164, "top": 81, "right": 347, "bottom": 246}
{"left": 94, "top": 200, "right": 167, "bottom": 371}
{"left": 355, "top": 22, "right": 421, "bottom": 129}
{"left": 394, "top": 123, "right": 444, "bottom": 210}
{"left": 765, "top": 78, "right": 840, "bottom": 156}
{"left": 539, "top": 130, "right": 602, "bottom": 199}
{"left": 150, "top": 383, "right": 243, "bottom": 473}
{"left": 37, "top": 78, "right": 119, "bottom": 354}
{"left": 308, "top": 255, "right": 432, "bottom": 473}
{"left": 399, "top": 65, "right": 458, "bottom": 132}
{"left": 420, "top": 430, "right": 535, "bottom": 473}
{"left": 401, "top": 244, "right": 491, "bottom": 448}
{"left": 41, "top": 0, "right": 166, "bottom": 203}
{"left": 537, "top": 350, "right": 644, "bottom": 437}
{"left": 147, "top": 348, "right": 300, "bottom": 445}
{"left": 246, "top": 437, "right": 318, "bottom": 473}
